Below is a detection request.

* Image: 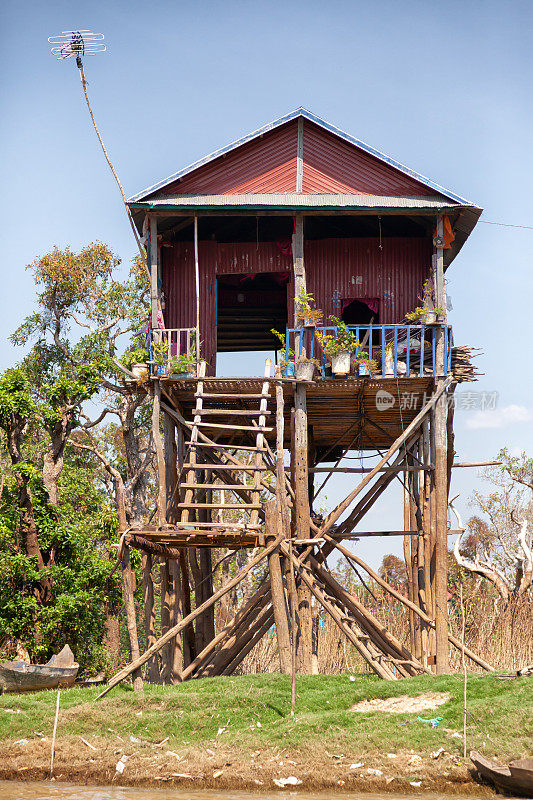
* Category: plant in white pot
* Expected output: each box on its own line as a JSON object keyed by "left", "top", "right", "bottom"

{"left": 295, "top": 356, "right": 319, "bottom": 381}
{"left": 315, "top": 316, "right": 359, "bottom": 377}
{"left": 125, "top": 347, "right": 150, "bottom": 383}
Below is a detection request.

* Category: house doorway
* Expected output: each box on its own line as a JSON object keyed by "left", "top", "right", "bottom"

{"left": 216, "top": 272, "right": 289, "bottom": 361}
{"left": 341, "top": 298, "right": 380, "bottom": 325}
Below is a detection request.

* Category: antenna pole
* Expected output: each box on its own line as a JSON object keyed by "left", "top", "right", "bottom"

{"left": 76, "top": 56, "right": 149, "bottom": 280}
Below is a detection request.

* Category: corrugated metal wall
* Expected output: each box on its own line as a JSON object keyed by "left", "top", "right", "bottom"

{"left": 305, "top": 238, "right": 431, "bottom": 324}
{"left": 162, "top": 236, "right": 430, "bottom": 372}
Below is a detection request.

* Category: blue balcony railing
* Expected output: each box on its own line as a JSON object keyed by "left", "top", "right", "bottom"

{"left": 285, "top": 324, "right": 453, "bottom": 379}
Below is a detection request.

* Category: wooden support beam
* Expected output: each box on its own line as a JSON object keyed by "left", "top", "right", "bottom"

{"left": 153, "top": 382, "right": 166, "bottom": 525}
{"left": 149, "top": 215, "right": 158, "bottom": 329}
{"left": 323, "top": 535, "right": 494, "bottom": 672}
{"left": 121, "top": 545, "right": 143, "bottom": 692}
{"left": 293, "top": 382, "right": 313, "bottom": 673}
{"left": 96, "top": 533, "right": 286, "bottom": 699}
{"left": 319, "top": 378, "right": 452, "bottom": 538}
{"left": 292, "top": 216, "right": 305, "bottom": 326}
{"left": 265, "top": 500, "right": 291, "bottom": 673}
{"left": 142, "top": 553, "right": 160, "bottom": 683}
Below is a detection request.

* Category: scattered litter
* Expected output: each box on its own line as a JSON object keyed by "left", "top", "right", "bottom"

{"left": 79, "top": 736, "right": 97, "bottom": 751}
{"left": 216, "top": 727, "right": 226, "bottom": 737}
{"left": 256, "top": 721, "right": 262, "bottom": 728}
{"left": 129, "top": 735, "right": 141, "bottom": 743}
{"left": 408, "top": 755, "right": 422, "bottom": 765}
{"left": 387, "top": 753, "right": 397, "bottom": 759}
{"left": 349, "top": 675, "right": 356, "bottom": 682}
{"left": 337, "top": 779, "right": 345, "bottom": 786}
{"left": 3, "top": 709, "right": 21, "bottom": 714}
{"left": 206, "top": 748, "right": 215, "bottom": 757}
{"left": 386, "top": 777, "right": 394, "bottom": 784}
{"left": 349, "top": 762, "right": 364, "bottom": 770}
{"left": 431, "top": 747, "right": 446, "bottom": 759}
{"left": 253, "top": 779, "right": 264, "bottom": 785}
{"left": 135, "top": 711, "right": 142, "bottom": 717}
{"left": 154, "top": 737, "right": 169, "bottom": 747}
{"left": 351, "top": 692, "right": 451, "bottom": 714}
{"left": 115, "top": 755, "right": 128, "bottom": 774}
{"left": 416, "top": 715, "right": 443, "bottom": 728}
{"left": 34, "top": 730, "right": 44, "bottom": 737}
{"left": 213, "top": 770, "right": 223, "bottom": 778}
{"left": 286, "top": 759, "right": 297, "bottom": 765}
{"left": 367, "top": 768, "right": 383, "bottom": 776}
{"left": 165, "top": 751, "right": 181, "bottom": 760}
{"left": 273, "top": 776, "right": 302, "bottom": 787}
{"left": 14, "top": 739, "right": 28, "bottom": 746}
{"left": 410, "top": 781, "right": 422, "bottom": 788}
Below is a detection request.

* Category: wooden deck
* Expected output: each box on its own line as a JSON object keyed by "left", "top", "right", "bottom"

{"left": 160, "top": 374, "right": 436, "bottom": 455}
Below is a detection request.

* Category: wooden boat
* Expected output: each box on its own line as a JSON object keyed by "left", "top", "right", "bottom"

{"left": 471, "top": 750, "right": 533, "bottom": 797}
{"left": 0, "top": 645, "right": 79, "bottom": 694}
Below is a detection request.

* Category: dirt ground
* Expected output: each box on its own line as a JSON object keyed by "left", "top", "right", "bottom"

{"left": 0, "top": 735, "right": 495, "bottom": 795}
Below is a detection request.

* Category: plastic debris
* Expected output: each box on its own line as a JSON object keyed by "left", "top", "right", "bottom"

{"left": 387, "top": 753, "right": 397, "bottom": 758}
{"left": 14, "top": 739, "right": 28, "bottom": 746}
{"left": 410, "top": 781, "right": 422, "bottom": 787}
{"left": 115, "top": 755, "right": 128, "bottom": 774}
{"left": 213, "top": 770, "right": 223, "bottom": 778}
{"left": 417, "top": 715, "right": 443, "bottom": 727}
{"left": 349, "top": 762, "right": 364, "bottom": 769}
{"left": 349, "top": 675, "right": 356, "bottom": 682}
{"left": 367, "top": 768, "right": 383, "bottom": 776}
{"left": 273, "top": 776, "right": 302, "bottom": 787}
{"left": 431, "top": 747, "right": 446, "bottom": 759}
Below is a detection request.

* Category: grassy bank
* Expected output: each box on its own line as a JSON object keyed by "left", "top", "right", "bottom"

{"left": 0, "top": 674, "right": 531, "bottom": 793}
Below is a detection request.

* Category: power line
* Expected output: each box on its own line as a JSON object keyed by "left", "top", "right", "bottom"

{"left": 479, "top": 220, "right": 533, "bottom": 230}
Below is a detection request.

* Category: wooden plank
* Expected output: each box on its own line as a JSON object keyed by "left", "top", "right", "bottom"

{"left": 184, "top": 442, "right": 266, "bottom": 452}
{"left": 197, "top": 408, "right": 272, "bottom": 416}
{"left": 196, "top": 421, "right": 273, "bottom": 432}
{"left": 179, "top": 483, "right": 252, "bottom": 491}
{"left": 150, "top": 215, "right": 158, "bottom": 329}
{"left": 177, "top": 502, "right": 262, "bottom": 510}
{"left": 196, "top": 392, "right": 271, "bottom": 400}
{"left": 182, "top": 463, "right": 266, "bottom": 471}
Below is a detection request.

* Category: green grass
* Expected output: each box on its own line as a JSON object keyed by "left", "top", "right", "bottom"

{"left": 0, "top": 673, "right": 531, "bottom": 759}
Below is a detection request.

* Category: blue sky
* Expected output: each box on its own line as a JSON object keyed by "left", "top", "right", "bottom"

{"left": 2, "top": 0, "right": 532, "bottom": 565}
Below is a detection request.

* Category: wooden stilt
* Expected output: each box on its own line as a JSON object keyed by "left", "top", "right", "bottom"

{"left": 293, "top": 383, "right": 313, "bottom": 673}
{"left": 142, "top": 553, "right": 160, "bottom": 683}
{"left": 265, "top": 500, "right": 291, "bottom": 673}
{"left": 121, "top": 544, "right": 143, "bottom": 692}
{"left": 97, "top": 533, "right": 286, "bottom": 698}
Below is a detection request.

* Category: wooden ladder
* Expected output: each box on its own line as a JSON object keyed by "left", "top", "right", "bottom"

{"left": 176, "top": 360, "right": 272, "bottom": 536}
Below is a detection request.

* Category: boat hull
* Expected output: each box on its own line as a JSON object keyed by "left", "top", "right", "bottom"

{"left": 471, "top": 751, "right": 533, "bottom": 797}
{"left": 0, "top": 662, "right": 79, "bottom": 693}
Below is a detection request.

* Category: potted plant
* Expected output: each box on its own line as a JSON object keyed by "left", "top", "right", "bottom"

{"left": 295, "top": 356, "right": 319, "bottom": 381}
{"left": 405, "top": 280, "right": 443, "bottom": 324}
{"left": 295, "top": 290, "right": 323, "bottom": 328}
{"left": 354, "top": 352, "right": 377, "bottom": 378}
{"left": 315, "top": 316, "right": 359, "bottom": 377}
{"left": 169, "top": 352, "right": 196, "bottom": 379}
{"left": 272, "top": 329, "right": 295, "bottom": 376}
{"left": 152, "top": 338, "right": 170, "bottom": 377}
{"left": 125, "top": 347, "right": 150, "bottom": 383}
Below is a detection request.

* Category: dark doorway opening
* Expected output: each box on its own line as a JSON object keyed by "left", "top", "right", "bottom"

{"left": 216, "top": 272, "right": 289, "bottom": 353}
{"left": 341, "top": 298, "right": 380, "bottom": 325}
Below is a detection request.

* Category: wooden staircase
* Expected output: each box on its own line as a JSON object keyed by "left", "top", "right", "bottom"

{"left": 175, "top": 361, "right": 272, "bottom": 542}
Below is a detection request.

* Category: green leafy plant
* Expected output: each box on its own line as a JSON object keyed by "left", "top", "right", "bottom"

{"left": 170, "top": 352, "right": 195, "bottom": 374}
{"left": 315, "top": 316, "right": 360, "bottom": 358}
{"left": 123, "top": 347, "right": 149, "bottom": 369}
{"left": 152, "top": 338, "right": 169, "bottom": 365}
{"left": 405, "top": 280, "right": 443, "bottom": 322}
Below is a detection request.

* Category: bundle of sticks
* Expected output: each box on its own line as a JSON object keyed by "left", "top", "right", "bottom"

{"left": 451, "top": 345, "right": 483, "bottom": 383}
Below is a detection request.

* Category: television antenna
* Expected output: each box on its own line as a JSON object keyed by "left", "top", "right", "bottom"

{"left": 47, "top": 30, "right": 149, "bottom": 278}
